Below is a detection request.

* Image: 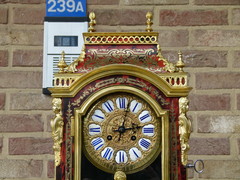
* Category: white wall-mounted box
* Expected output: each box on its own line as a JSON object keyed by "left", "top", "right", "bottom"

{"left": 43, "top": 0, "right": 88, "bottom": 94}
{"left": 42, "top": 22, "right": 88, "bottom": 93}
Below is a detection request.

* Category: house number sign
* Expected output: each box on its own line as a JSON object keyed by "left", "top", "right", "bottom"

{"left": 46, "top": 0, "right": 87, "bottom": 17}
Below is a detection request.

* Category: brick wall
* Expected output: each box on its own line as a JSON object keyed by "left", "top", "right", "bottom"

{"left": 0, "top": 0, "right": 239, "bottom": 179}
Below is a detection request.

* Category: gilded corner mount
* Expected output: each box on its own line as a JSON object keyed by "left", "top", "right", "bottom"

{"left": 179, "top": 97, "right": 191, "bottom": 166}
{"left": 51, "top": 98, "right": 64, "bottom": 166}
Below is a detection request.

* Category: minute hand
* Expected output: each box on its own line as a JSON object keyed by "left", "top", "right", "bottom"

{"left": 125, "top": 125, "right": 143, "bottom": 131}
{"left": 121, "top": 103, "right": 130, "bottom": 127}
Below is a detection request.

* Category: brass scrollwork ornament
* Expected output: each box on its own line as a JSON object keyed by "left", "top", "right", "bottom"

{"left": 179, "top": 97, "right": 191, "bottom": 166}
{"left": 157, "top": 45, "right": 176, "bottom": 73}
{"left": 51, "top": 98, "right": 64, "bottom": 166}
{"left": 67, "top": 45, "right": 86, "bottom": 73}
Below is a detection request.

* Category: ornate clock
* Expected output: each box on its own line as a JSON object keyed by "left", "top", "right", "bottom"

{"left": 83, "top": 92, "right": 161, "bottom": 174}
{"left": 49, "top": 12, "right": 193, "bottom": 180}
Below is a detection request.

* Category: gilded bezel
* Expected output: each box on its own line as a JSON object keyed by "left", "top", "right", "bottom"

{"left": 74, "top": 86, "right": 169, "bottom": 180}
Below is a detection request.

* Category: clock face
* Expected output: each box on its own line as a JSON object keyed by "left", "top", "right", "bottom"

{"left": 83, "top": 92, "right": 161, "bottom": 174}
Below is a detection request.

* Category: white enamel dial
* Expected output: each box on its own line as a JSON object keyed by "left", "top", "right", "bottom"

{"left": 83, "top": 93, "right": 161, "bottom": 174}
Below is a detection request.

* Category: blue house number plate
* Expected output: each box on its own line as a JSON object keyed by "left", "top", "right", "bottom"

{"left": 46, "top": 0, "right": 86, "bottom": 17}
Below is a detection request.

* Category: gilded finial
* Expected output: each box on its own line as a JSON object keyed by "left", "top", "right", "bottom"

{"left": 58, "top": 51, "right": 67, "bottom": 73}
{"left": 176, "top": 51, "right": 185, "bottom": 72}
{"left": 88, "top": 12, "right": 96, "bottom": 32}
{"left": 146, "top": 12, "right": 153, "bottom": 32}
{"left": 114, "top": 171, "right": 127, "bottom": 180}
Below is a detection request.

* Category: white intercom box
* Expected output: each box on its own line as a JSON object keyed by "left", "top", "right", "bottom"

{"left": 43, "top": 0, "right": 88, "bottom": 94}
{"left": 42, "top": 22, "right": 88, "bottom": 93}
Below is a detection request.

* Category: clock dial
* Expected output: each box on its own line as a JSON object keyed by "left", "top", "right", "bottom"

{"left": 83, "top": 93, "right": 161, "bottom": 174}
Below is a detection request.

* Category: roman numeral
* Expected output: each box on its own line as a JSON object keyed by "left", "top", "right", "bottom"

{"left": 140, "top": 113, "right": 150, "bottom": 121}
{"left": 94, "top": 114, "right": 104, "bottom": 119}
{"left": 115, "top": 151, "right": 127, "bottom": 164}
{"left": 129, "top": 147, "right": 142, "bottom": 161}
{"left": 139, "top": 138, "right": 151, "bottom": 150}
{"left": 89, "top": 127, "right": 101, "bottom": 133}
{"left": 117, "top": 97, "right": 127, "bottom": 109}
{"left": 138, "top": 110, "right": 152, "bottom": 123}
{"left": 132, "top": 149, "right": 139, "bottom": 158}
{"left": 143, "top": 127, "right": 154, "bottom": 134}
{"left": 132, "top": 102, "right": 139, "bottom": 112}
{"left": 91, "top": 137, "right": 104, "bottom": 150}
{"left": 102, "top": 100, "right": 114, "bottom": 112}
{"left": 102, "top": 147, "right": 113, "bottom": 160}
{"left": 92, "top": 110, "right": 105, "bottom": 122}
{"left": 130, "top": 100, "right": 142, "bottom": 113}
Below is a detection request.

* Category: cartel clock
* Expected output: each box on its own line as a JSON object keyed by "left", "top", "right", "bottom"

{"left": 83, "top": 92, "right": 161, "bottom": 175}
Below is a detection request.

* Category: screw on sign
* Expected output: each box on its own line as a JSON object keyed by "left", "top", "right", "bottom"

{"left": 46, "top": 0, "right": 86, "bottom": 17}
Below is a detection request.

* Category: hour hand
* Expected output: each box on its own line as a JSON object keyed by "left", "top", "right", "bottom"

{"left": 113, "top": 129, "right": 119, "bottom": 132}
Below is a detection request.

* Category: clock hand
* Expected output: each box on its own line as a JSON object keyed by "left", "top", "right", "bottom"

{"left": 114, "top": 124, "right": 143, "bottom": 141}
{"left": 117, "top": 103, "right": 130, "bottom": 141}
{"left": 118, "top": 133, "right": 122, "bottom": 141}
{"left": 121, "top": 103, "right": 130, "bottom": 127}
{"left": 113, "top": 124, "right": 143, "bottom": 132}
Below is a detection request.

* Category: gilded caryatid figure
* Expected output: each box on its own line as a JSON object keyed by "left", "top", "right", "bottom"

{"left": 114, "top": 171, "right": 127, "bottom": 180}
{"left": 179, "top": 97, "right": 191, "bottom": 166}
{"left": 51, "top": 98, "right": 64, "bottom": 166}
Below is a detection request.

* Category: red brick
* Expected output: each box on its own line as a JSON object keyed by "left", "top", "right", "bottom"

{"left": 13, "top": 49, "right": 43, "bottom": 67}
{"left": 93, "top": 9, "right": 121, "bottom": 25}
{"left": 195, "top": 0, "right": 240, "bottom": 5}
{"left": 233, "top": 51, "right": 240, "bottom": 68}
{"left": 0, "top": 93, "right": 5, "bottom": 110}
{"left": 0, "top": 138, "right": 3, "bottom": 154}
{"left": 0, "top": 71, "right": 42, "bottom": 88}
{"left": 121, "top": 9, "right": 149, "bottom": 25}
{"left": 189, "top": 138, "right": 230, "bottom": 155}
{"left": 0, "top": 27, "right": 11, "bottom": 45}
{"left": 0, "top": 114, "right": 43, "bottom": 132}
{"left": 0, "top": 0, "right": 44, "bottom": 3}
{"left": 0, "top": 50, "right": 8, "bottom": 67}
{"left": 197, "top": 115, "right": 240, "bottom": 133}
{"left": 159, "top": 30, "right": 189, "bottom": 47}
{"left": 13, "top": 7, "right": 45, "bottom": 24}
{"left": 9, "top": 137, "right": 53, "bottom": 155}
{"left": 199, "top": 160, "right": 240, "bottom": 178}
{"left": 10, "top": 29, "right": 43, "bottom": 46}
{"left": 162, "top": 50, "right": 227, "bottom": 67}
{"left": 87, "top": 0, "right": 119, "bottom": 5}
{"left": 189, "top": 94, "right": 231, "bottom": 111}
{"left": 0, "top": 8, "right": 8, "bottom": 24}
{"left": 160, "top": 9, "right": 228, "bottom": 26}
{"left": 192, "top": 29, "right": 240, "bottom": 47}
{"left": 238, "top": 139, "right": 240, "bottom": 154}
{"left": 0, "top": 159, "right": 42, "bottom": 178}
{"left": 232, "top": 8, "right": 240, "bottom": 25}
{"left": 123, "top": 0, "right": 189, "bottom": 5}
{"left": 93, "top": 9, "right": 149, "bottom": 25}
{"left": 10, "top": 93, "right": 52, "bottom": 110}
{"left": 196, "top": 72, "right": 240, "bottom": 89}
{"left": 47, "top": 160, "right": 55, "bottom": 178}
{"left": 237, "top": 94, "right": 240, "bottom": 110}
